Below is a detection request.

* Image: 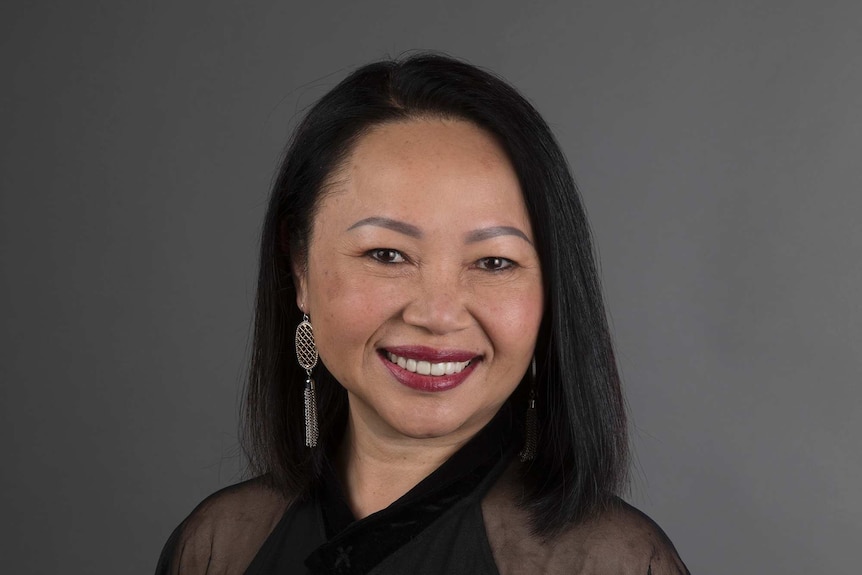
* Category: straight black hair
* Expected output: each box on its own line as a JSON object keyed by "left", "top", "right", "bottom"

{"left": 243, "top": 53, "right": 628, "bottom": 536}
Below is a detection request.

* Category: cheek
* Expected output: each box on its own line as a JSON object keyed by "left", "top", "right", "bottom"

{"left": 308, "top": 267, "right": 403, "bottom": 355}
{"left": 480, "top": 282, "right": 544, "bottom": 355}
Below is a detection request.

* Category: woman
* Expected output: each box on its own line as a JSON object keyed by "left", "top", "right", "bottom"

{"left": 157, "top": 54, "right": 689, "bottom": 574}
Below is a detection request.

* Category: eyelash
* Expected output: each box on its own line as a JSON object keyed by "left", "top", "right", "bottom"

{"left": 367, "top": 248, "right": 406, "bottom": 264}
{"left": 366, "top": 249, "right": 516, "bottom": 272}
{"left": 475, "top": 257, "right": 516, "bottom": 272}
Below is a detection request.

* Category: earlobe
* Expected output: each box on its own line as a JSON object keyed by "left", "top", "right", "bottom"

{"left": 294, "top": 272, "right": 308, "bottom": 313}
{"left": 280, "top": 219, "right": 309, "bottom": 313}
{"left": 292, "top": 253, "right": 309, "bottom": 312}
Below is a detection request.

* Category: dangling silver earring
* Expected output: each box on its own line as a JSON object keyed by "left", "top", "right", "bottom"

{"left": 518, "top": 357, "right": 538, "bottom": 462}
{"left": 295, "top": 313, "right": 319, "bottom": 448}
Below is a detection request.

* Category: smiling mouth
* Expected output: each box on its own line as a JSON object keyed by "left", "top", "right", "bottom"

{"left": 384, "top": 351, "right": 472, "bottom": 377}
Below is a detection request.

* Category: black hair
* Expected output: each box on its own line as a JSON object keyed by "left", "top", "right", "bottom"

{"left": 243, "top": 53, "right": 628, "bottom": 535}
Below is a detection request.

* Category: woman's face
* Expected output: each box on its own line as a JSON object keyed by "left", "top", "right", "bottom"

{"left": 295, "top": 118, "right": 543, "bottom": 444}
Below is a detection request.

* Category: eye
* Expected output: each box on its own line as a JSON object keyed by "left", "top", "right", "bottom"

{"left": 476, "top": 257, "right": 515, "bottom": 271}
{"left": 368, "top": 248, "right": 406, "bottom": 264}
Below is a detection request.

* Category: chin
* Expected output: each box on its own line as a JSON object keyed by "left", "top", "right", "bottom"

{"left": 390, "top": 416, "right": 465, "bottom": 440}
{"left": 384, "top": 403, "right": 488, "bottom": 442}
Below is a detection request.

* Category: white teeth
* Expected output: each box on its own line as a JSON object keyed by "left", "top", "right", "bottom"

{"left": 386, "top": 352, "right": 471, "bottom": 376}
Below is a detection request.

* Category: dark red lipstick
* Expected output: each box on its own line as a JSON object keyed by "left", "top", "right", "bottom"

{"left": 379, "top": 346, "right": 481, "bottom": 392}
{"left": 383, "top": 345, "right": 476, "bottom": 363}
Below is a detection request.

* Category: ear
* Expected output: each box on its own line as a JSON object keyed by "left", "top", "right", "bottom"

{"left": 281, "top": 219, "right": 309, "bottom": 313}
{"left": 294, "top": 266, "right": 308, "bottom": 314}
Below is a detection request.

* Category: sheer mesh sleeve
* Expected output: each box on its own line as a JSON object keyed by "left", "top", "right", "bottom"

{"left": 155, "top": 477, "right": 291, "bottom": 575}
{"left": 482, "top": 469, "right": 690, "bottom": 575}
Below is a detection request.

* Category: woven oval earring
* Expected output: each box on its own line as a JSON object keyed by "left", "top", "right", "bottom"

{"left": 518, "top": 357, "right": 538, "bottom": 462}
{"left": 295, "top": 313, "right": 319, "bottom": 447}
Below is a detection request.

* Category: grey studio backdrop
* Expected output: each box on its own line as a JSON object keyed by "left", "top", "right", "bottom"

{"left": 1, "top": 1, "right": 859, "bottom": 573}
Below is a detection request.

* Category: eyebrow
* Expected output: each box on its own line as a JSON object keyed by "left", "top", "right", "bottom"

{"left": 347, "top": 217, "right": 533, "bottom": 246}
{"left": 465, "top": 226, "right": 533, "bottom": 246}
{"left": 347, "top": 217, "right": 423, "bottom": 238}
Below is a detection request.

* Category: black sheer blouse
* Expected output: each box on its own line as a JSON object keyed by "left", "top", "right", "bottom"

{"left": 156, "top": 408, "right": 689, "bottom": 574}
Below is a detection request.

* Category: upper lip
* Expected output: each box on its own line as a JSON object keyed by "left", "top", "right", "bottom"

{"left": 381, "top": 345, "right": 480, "bottom": 363}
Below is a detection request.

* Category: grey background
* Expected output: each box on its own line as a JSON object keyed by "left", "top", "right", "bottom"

{"left": 2, "top": 1, "right": 859, "bottom": 573}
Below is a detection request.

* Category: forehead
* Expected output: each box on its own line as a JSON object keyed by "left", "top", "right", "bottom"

{"left": 351, "top": 118, "right": 510, "bottom": 172}
{"left": 318, "top": 118, "right": 530, "bottom": 232}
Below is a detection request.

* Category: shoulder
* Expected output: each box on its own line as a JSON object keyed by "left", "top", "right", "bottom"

{"left": 155, "top": 476, "right": 293, "bottom": 575}
{"left": 482, "top": 469, "right": 689, "bottom": 575}
{"left": 566, "top": 499, "right": 690, "bottom": 575}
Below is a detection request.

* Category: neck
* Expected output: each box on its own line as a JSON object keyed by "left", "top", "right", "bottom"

{"left": 335, "top": 412, "right": 473, "bottom": 520}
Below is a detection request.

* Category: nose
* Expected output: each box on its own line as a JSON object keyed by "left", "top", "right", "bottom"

{"left": 401, "top": 270, "right": 472, "bottom": 335}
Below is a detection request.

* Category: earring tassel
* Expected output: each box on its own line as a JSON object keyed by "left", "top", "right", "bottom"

{"left": 304, "top": 377, "right": 319, "bottom": 448}
{"left": 519, "top": 396, "right": 537, "bottom": 462}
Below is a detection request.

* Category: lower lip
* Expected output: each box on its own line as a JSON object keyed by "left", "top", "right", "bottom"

{"left": 380, "top": 354, "right": 479, "bottom": 392}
